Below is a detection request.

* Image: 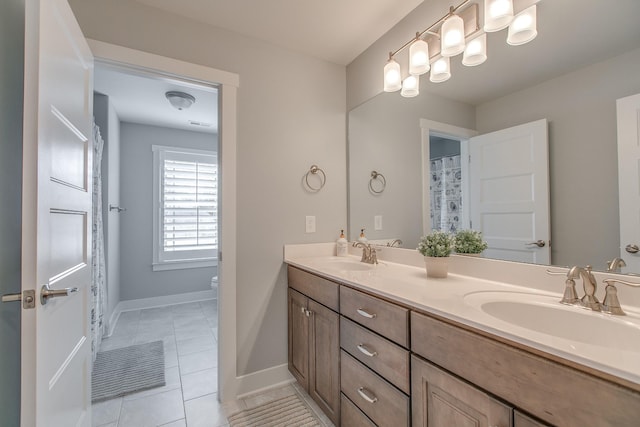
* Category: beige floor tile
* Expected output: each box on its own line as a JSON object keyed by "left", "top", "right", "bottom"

{"left": 184, "top": 393, "right": 237, "bottom": 427}
{"left": 123, "top": 366, "right": 181, "bottom": 401}
{"left": 91, "top": 398, "right": 122, "bottom": 426}
{"left": 177, "top": 334, "right": 216, "bottom": 356}
{"left": 179, "top": 349, "right": 218, "bottom": 375}
{"left": 118, "top": 388, "right": 185, "bottom": 427}
{"left": 182, "top": 367, "right": 218, "bottom": 400}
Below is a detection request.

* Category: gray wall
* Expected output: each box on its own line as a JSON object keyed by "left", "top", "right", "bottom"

{"left": 119, "top": 122, "right": 217, "bottom": 301}
{"left": 349, "top": 91, "right": 474, "bottom": 248}
{"left": 476, "top": 48, "right": 640, "bottom": 267}
{"left": 94, "top": 93, "right": 121, "bottom": 323}
{"left": 0, "top": 0, "right": 24, "bottom": 425}
{"left": 68, "top": 0, "right": 346, "bottom": 377}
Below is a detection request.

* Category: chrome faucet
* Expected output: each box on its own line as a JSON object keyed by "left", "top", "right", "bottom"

{"left": 606, "top": 257, "right": 627, "bottom": 272}
{"left": 567, "top": 265, "right": 601, "bottom": 311}
{"left": 601, "top": 277, "right": 640, "bottom": 315}
{"left": 354, "top": 242, "right": 378, "bottom": 264}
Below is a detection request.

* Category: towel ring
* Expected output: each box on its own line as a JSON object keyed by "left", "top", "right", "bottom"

{"left": 369, "top": 171, "right": 386, "bottom": 194}
{"left": 305, "top": 165, "right": 326, "bottom": 192}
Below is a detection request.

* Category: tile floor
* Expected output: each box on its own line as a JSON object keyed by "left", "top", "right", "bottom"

{"left": 92, "top": 300, "right": 333, "bottom": 427}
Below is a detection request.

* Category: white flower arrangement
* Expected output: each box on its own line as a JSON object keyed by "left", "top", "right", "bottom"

{"left": 454, "top": 230, "right": 488, "bottom": 254}
{"left": 417, "top": 231, "right": 454, "bottom": 257}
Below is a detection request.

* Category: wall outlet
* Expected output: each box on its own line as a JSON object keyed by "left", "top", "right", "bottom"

{"left": 305, "top": 216, "right": 316, "bottom": 233}
{"left": 374, "top": 215, "right": 383, "bottom": 230}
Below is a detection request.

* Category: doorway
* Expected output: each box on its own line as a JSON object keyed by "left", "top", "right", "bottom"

{"left": 91, "top": 62, "right": 222, "bottom": 425}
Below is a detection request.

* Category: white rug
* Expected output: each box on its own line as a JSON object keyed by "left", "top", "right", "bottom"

{"left": 228, "top": 394, "right": 322, "bottom": 427}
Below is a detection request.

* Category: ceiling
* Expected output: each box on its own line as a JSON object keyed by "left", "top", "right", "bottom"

{"left": 132, "top": 0, "right": 425, "bottom": 66}
{"left": 94, "top": 0, "right": 640, "bottom": 129}
{"left": 94, "top": 65, "right": 219, "bottom": 134}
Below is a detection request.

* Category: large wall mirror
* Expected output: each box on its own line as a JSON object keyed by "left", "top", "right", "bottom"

{"left": 348, "top": 0, "right": 640, "bottom": 274}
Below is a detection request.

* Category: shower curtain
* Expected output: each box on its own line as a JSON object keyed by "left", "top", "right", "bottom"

{"left": 429, "top": 155, "right": 462, "bottom": 233}
{"left": 91, "top": 121, "right": 107, "bottom": 361}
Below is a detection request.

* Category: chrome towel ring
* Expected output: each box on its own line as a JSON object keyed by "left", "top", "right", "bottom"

{"left": 305, "top": 164, "right": 326, "bottom": 192}
{"left": 369, "top": 170, "right": 386, "bottom": 194}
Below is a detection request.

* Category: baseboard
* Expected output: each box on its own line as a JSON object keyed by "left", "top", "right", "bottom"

{"left": 105, "top": 290, "right": 216, "bottom": 336}
{"left": 235, "top": 363, "right": 295, "bottom": 399}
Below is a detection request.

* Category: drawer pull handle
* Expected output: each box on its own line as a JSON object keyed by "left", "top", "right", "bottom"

{"left": 357, "top": 344, "right": 377, "bottom": 357}
{"left": 357, "top": 387, "right": 378, "bottom": 404}
{"left": 356, "top": 308, "right": 376, "bottom": 319}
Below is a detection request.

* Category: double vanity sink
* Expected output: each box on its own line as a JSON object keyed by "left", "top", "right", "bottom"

{"left": 295, "top": 251, "right": 640, "bottom": 385}
{"left": 285, "top": 243, "right": 640, "bottom": 426}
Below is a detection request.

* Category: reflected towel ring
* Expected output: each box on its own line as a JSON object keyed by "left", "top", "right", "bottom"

{"left": 369, "top": 171, "right": 386, "bottom": 194}
{"left": 305, "top": 164, "right": 326, "bottom": 192}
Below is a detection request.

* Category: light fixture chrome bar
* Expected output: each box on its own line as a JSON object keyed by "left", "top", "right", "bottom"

{"left": 388, "top": 0, "right": 472, "bottom": 59}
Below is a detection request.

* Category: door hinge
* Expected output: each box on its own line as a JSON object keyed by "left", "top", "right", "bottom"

{"left": 1, "top": 290, "right": 36, "bottom": 309}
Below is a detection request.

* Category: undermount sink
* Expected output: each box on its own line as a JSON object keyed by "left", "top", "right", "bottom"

{"left": 322, "top": 258, "right": 375, "bottom": 272}
{"left": 464, "top": 291, "right": 640, "bottom": 352}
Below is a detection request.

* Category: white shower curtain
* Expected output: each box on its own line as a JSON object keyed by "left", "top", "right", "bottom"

{"left": 91, "top": 121, "right": 107, "bottom": 361}
{"left": 429, "top": 155, "right": 462, "bottom": 233}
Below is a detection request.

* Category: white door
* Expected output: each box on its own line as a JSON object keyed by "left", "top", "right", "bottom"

{"left": 21, "top": 0, "right": 94, "bottom": 425}
{"left": 617, "top": 93, "right": 640, "bottom": 273}
{"left": 469, "top": 119, "right": 550, "bottom": 264}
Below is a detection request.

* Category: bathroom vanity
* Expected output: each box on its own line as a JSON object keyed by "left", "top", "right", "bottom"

{"left": 285, "top": 243, "right": 640, "bottom": 427}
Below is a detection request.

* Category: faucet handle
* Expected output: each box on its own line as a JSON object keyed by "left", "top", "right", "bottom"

{"left": 600, "top": 278, "right": 640, "bottom": 316}
{"left": 560, "top": 279, "right": 580, "bottom": 305}
{"left": 545, "top": 268, "right": 566, "bottom": 276}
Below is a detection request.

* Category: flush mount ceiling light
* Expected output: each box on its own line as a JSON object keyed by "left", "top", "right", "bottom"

{"left": 165, "top": 91, "right": 196, "bottom": 110}
{"left": 383, "top": 0, "right": 539, "bottom": 98}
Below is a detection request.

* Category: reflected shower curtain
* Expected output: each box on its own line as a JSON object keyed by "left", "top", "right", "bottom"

{"left": 91, "top": 121, "right": 107, "bottom": 361}
{"left": 429, "top": 155, "right": 462, "bottom": 233}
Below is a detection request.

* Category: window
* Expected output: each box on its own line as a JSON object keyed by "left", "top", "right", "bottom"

{"left": 152, "top": 145, "right": 217, "bottom": 271}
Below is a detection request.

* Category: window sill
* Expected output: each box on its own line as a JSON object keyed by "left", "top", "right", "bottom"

{"left": 152, "top": 259, "right": 218, "bottom": 272}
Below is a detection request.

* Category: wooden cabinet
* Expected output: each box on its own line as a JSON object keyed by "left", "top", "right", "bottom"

{"left": 411, "top": 355, "right": 511, "bottom": 427}
{"left": 287, "top": 267, "right": 340, "bottom": 426}
{"left": 514, "top": 410, "right": 551, "bottom": 427}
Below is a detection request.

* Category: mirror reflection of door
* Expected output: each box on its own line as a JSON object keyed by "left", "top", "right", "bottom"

{"left": 424, "top": 119, "right": 550, "bottom": 265}
{"left": 617, "top": 93, "right": 640, "bottom": 273}
{"left": 469, "top": 119, "right": 551, "bottom": 265}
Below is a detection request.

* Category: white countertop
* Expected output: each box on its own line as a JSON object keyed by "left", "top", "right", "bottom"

{"left": 284, "top": 243, "right": 640, "bottom": 387}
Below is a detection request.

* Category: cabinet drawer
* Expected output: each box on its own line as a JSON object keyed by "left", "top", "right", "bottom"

{"left": 340, "top": 317, "right": 410, "bottom": 394}
{"left": 288, "top": 266, "right": 339, "bottom": 311}
{"left": 341, "top": 350, "right": 409, "bottom": 427}
{"left": 340, "top": 286, "right": 408, "bottom": 347}
{"left": 341, "top": 393, "right": 376, "bottom": 427}
{"left": 515, "top": 410, "right": 552, "bottom": 427}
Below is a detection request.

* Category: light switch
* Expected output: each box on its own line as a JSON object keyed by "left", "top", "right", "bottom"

{"left": 374, "top": 215, "right": 383, "bottom": 230}
{"left": 305, "top": 216, "right": 316, "bottom": 233}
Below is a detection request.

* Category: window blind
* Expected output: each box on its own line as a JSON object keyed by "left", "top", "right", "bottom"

{"left": 162, "top": 158, "right": 217, "bottom": 252}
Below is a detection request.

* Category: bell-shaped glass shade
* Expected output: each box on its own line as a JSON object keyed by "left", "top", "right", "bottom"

{"left": 484, "top": 0, "right": 513, "bottom": 32}
{"left": 401, "top": 75, "right": 420, "bottom": 97}
{"left": 462, "top": 33, "right": 487, "bottom": 66}
{"left": 383, "top": 58, "right": 402, "bottom": 92}
{"left": 409, "top": 39, "right": 430, "bottom": 75}
{"left": 507, "top": 5, "right": 537, "bottom": 45}
{"left": 430, "top": 57, "right": 451, "bottom": 83}
{"left": 441, "top": 14, "right": 465, "bottom": 57}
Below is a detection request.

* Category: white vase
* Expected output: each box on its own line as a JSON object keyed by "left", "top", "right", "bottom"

{"left": 424, "top": 256, "right": 449, "bottom": 278}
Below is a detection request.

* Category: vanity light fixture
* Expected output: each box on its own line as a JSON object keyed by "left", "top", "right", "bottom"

{"left": 165, "top": 91, "right": 196, "bottom": 110}
{"left": 384, "top": 0, "right": 539, "bottom": 98}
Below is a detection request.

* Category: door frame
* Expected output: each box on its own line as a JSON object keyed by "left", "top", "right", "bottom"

{"left": 88, "top": 39, "right": 240, "bottom": 401}
{"left": 419, "top": 119, "right": 478, "bottom": 235}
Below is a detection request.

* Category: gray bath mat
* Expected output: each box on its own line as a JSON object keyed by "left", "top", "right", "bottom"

{"left": 91, "top": 340, "right": 165, "bottom": 402}
{"left": 228, "top": 394, "right": 322, "bottom": 427}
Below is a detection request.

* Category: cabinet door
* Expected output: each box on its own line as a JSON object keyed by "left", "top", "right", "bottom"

{"left": 288, "top": 288, "right": 309, "bottom": 389}
{"left": 515, "top": 410, "right": 551, "bottom": 427}
{"left": 412, "top": 355, "right": 511, "bottom": 427}
{"left": 309, "top": 299, "right": 341, "bottom": 426}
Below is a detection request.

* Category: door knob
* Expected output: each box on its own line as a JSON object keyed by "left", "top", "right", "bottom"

{"left": 2, "top": 290, "right": 36, "bottom": 309}
{"left": 525, "top": 240, "right": 546, "bottom": 248}
{"left": 625, "top": 244, "right": 639, "bottom": 254}
{"left": 40, "top": 284, "right": 78, "bottom": 305}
